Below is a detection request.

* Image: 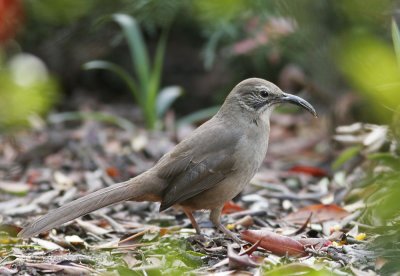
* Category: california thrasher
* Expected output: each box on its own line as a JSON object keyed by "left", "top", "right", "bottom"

{"left": 19, "top": 78, "right": 317, "bottom": 242}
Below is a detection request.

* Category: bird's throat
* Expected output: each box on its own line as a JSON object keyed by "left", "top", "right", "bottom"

{"left": 259, "top": 106, "right": 274, "bottom": 123}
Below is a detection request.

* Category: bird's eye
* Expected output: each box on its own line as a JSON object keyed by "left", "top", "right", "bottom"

{"left": 259, "top": 90, "right": 269, "bottom": 98}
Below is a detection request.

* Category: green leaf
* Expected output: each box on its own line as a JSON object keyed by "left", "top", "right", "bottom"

{"left": 0, "top": 182, "right": 30, "bottom": 196}
{"left": 332, "top": 145, "right": 362, "bottom": 170}
{"left": 84, "top": 13, "right": 172, "bottom": 129}
{"left": 177, "top": 106, "right": 220, "bottom": 126}
{"left": 111, "top": 14, "right": 150, "bottom": 94}
{"left": 392, "top": 18, "right": 400, "bottom": 67}
{"left": 264, "top": 263, "right": 332, "bottom": 276}
{"left": 146, "top": 29, "right": 169, "bottom": 127}
{"left": 203, "top": 29, "right": 224, "bottom": 69}
{"left": 367, "top": 152, "right": 400, "bottom": 169}
{"left": 83, "top": 60, "right": 141, "bottom": 105}
{"left": 156, "top": 86, "right": 183, "bottom": 118}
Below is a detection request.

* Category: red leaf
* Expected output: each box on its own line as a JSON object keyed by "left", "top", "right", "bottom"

{"left": 26, "top": 170, "right": 41, "bottom": 185}
{"left": 106, "top": 167, "right": 120, "bottom": 178}
{"left": 222, "top": 201, "right": 244, "bottom": 214}
{"left": 284, "top": 204, "right": 350, "bottom": 224}
{"left": 289, "top": 165, "right": 327, "bottom": 177}
{"left": 241, "top": 229, "right": 307, "bottom": 257}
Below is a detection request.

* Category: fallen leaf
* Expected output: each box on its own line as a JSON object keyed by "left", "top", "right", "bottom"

{"left": 284, "top": 204, "right": 350, "bottom": 224}
{"left": 25, "top": 262, "right": 91, "bottom": 275}
{"left": 31, "top": 237, "right": 64, "bottom": 250}
{"left": 53, "top": 171, "right": 74, "bottom": 189}
{"left": 234, "top": 215, "right": 254, "bottom": 228}
{"left": 76, "top": 219, "right": 109, "bottom": 236}
{"left": 65, "top": 235, "right": 86, "bottom": 247}
{"left": 228, "top": 245, "right": 259, "bottom": 269}
{"left": 0, "top": 224, "right": 22, "bottom": 237}
{"left": 0, "top": 266, "right": 18, "bottom": 275}
{"left": 240, "top": 229, "right": 306, "bottom": 257}
{"left": 264, "top": 263, "right": 319, "bottom": 275}
{"left": 222, "top": 201, "right": 245, "bottom": 214}
{"left": 3, "top": 204, "right": 39, "bottom": 216}
{"left": 106, "top": 166, "right": 120, "bottom": 178}
{"left": 0, "top": 181, "right": 30, "bottom": 195}
{"left": 0, "top": 231, "right": 19, "bottom": 244}
{"left": 32, "top": 190, "right": 59, "bottom": 206}
{"left": 297, "top": 237, "right": 331, "bottom": 250}
{"left": 288, "top": 165, "right": 327, "bottom": 177}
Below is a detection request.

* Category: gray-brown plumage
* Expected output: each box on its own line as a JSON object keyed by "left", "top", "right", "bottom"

{"left": 19, "top": 78, "right": 317, "bottom": 242}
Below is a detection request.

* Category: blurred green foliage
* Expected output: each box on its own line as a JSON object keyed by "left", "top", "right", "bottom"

{"left": 263, "top": 263, "right": 335, "bottom": 276}
{"left": 0, "top": 53, "right": 59, "bottom": 130}
{"left": 26, "top": 0, "right": 96, "bottom": 25}
{"left": 359, "top": 164, "right": 400, "bottom": 274}
{"left": 336, "top": 33, "right": 400, "bottom": 121}
{"left": 16, "top": 0, "right": 399, "bottom": 124}
{"left": 115, "top": 235, "right": 204, "bottom": 274}
{"left": 125, "top": 0, "right": 189, "bottom": 33}
{"left": 193, "top": 0, "right": 247, "bottom": 24}
{"left": 83, "top": 14, "right": 181, "bottom": 129}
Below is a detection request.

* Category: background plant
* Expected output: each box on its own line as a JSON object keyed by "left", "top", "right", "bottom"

{"left": 83, "top": 13, "right": 181, "bottom": 129}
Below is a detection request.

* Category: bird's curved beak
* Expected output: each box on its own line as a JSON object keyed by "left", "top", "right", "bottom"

{"left": 280, "top": 92, "right": 317, "bottom": 117}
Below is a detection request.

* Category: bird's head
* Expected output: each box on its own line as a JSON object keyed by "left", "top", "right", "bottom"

{"left": 224, "top": 78, "right": 317, "bottom": 119}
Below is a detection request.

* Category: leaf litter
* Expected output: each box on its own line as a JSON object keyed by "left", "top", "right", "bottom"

{"left": 0, "top": 109, "right": 383, "bottom": 275}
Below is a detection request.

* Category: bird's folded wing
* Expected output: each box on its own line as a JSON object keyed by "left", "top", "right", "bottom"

{"left": 156, "top": 121, "right": 240, "bottom": 211}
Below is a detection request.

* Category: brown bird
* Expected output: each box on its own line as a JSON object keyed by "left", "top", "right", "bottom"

{"left": 19, "top": 78, "right": 316, "bottom": 242}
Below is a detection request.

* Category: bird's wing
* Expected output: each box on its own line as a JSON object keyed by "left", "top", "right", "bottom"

{"left": 156, "top": 120, "right": 240, "bottom": 211}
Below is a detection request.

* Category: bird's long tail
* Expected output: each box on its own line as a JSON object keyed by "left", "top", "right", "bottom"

{"left": 18, "top": 173, "right": 158, "bottom": 238}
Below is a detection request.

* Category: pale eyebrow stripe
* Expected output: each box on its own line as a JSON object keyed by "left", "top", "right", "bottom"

{"left": 254, "top": 85, "right": 269, "bottom": 91}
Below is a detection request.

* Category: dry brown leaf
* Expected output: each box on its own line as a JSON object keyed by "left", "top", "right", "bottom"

{"left": 241, "top": 229, "right": 306, "bottom": 257}
{"left": 284, "top": 204, "right": 350, "bottom": 224}
{"left": 228, "top": 245, "right": 259, "bottom": 269}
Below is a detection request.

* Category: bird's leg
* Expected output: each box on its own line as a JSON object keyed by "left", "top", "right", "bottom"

{"left": 183, "top": 208, "right": 201, "bottom": 234}
{"left": 210, "top": 206, "right": 242, "bottom": 244}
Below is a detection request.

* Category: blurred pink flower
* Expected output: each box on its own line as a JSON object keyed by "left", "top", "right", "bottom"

{"left": 232, "top": 17, "right": 296, "bottom": 55}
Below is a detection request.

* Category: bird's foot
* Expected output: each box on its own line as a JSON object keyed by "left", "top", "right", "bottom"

{"left": 187, "top": 233, "right": 208, "bottom": 244}
{"left": 216, "top": 223, "right": 243, "bottom": 244}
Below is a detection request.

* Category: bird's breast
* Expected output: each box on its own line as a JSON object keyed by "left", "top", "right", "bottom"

{"left": 234, "top": 123, "right": 269, "bottom": 177}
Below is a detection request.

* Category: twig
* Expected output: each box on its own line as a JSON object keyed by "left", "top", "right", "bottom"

{"left": 119, "top": 229, "right": 150, "bottom": 244}
{"left": 288, "top": 212, "right": 312, "bottom": 236}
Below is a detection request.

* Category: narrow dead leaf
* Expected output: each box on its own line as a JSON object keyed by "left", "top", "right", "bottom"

{"left": 25, "top": 263, "right": 91, "bottom": 275}
{"left": 76, "top": 219, "right": 109, "bottom": 235}
{"left": 31, "top": 237, "right": 64, "bottom": 250}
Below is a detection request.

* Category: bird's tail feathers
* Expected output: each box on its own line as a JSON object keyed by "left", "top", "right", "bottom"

{"left": 18, "top": 175, "right": 152, "bottom": 238}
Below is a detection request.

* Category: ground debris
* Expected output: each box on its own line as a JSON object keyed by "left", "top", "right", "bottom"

{"left": 0, "top": 112, "right": 376, "bottom": 274}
